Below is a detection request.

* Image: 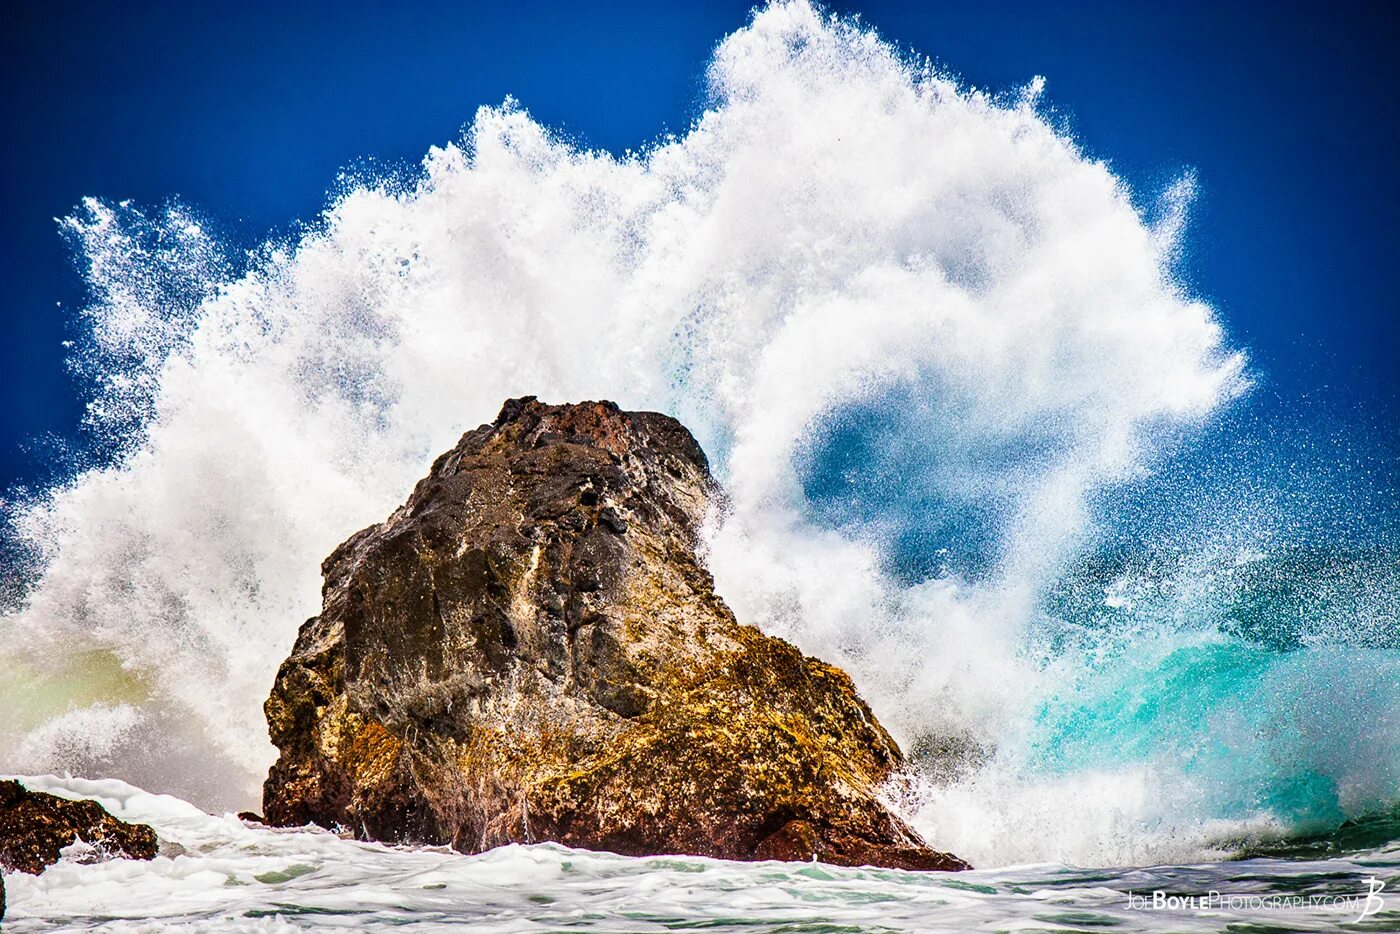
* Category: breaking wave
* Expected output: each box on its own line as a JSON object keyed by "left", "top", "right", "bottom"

{"left": 3, "top": 0, "right": 1394, "bottom": 868}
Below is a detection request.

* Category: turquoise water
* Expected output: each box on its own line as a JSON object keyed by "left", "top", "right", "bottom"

{"left": 1014, "top": 547, "right": 1400, "bottom": 849}
{"left": 1031, "top": 636, "right": 1396, "bottom": 827}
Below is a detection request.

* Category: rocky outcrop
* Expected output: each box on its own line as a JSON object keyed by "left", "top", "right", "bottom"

{"left": 262, "top": 397, "right": 968, "bottom": 871}
{"left": 0, "top": 779, "right": 157, "bottom": 875}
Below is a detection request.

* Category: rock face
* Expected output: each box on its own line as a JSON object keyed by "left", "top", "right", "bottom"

{"left": 263, "top": 398, "right": 968, "bottom": 871}
{"left": 0, "top": 780, "right": 157, "bottom": 875}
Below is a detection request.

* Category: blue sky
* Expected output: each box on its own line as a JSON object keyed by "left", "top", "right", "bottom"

{"left": 3, "top": 0, "right": 1397, "bottom": 491}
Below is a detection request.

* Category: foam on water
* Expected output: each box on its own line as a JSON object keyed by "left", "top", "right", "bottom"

{"left": 1, "top": 0, "right": 1394, "bottom": 873}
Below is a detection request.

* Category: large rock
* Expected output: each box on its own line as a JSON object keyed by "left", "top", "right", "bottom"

{"left": 263, "top": 398, "right": 968, "bottom": 871}
{"left": 0, "top": 779, "right": 157, "bottom": 875}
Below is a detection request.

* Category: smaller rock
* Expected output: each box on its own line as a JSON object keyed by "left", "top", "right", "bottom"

{"left": 0, "top": 780, "right": 158, "bottom": 875}
{"left": 237, "top": 811, "right": 266, "bottom": 824}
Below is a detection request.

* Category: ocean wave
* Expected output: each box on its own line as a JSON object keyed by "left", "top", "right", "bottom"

{"left": 2, "top": 0, "right": 1392, "bottom": 868}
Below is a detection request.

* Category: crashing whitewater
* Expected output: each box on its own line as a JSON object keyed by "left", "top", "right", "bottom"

{"left": 1, "top": 0, "right": 1396, "bottom": 880}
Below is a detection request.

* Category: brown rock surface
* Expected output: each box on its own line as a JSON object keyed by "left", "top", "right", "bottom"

{"left": 0, "top": 779, "right": 157, "bottom": 876}
{"left": 262, "top": 397, "right": 968, "bottom": 871}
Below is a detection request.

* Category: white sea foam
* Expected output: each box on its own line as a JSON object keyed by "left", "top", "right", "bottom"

{"left": 1, "top": 0, "right": 1258, "bottom": 865}
{"left": 3, "top": 775, "right": 1393, "bottom": 932}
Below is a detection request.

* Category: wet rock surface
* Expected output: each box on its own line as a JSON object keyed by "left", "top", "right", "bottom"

{"left": 0, "top": 779, "right": 158, "bottom": 876}
{"left": 262, "top": 397, "right": 968, "bottom": 871}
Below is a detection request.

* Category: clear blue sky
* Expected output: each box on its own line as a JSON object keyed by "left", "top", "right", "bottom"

{"left": 3, "top": 0, "right": 1397, "bottom": 491}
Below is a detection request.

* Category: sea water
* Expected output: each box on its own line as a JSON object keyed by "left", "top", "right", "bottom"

{"left": 3, "top": 776, "right": 1396, "bottom": 932}
{"left": 2, "top": 1, "right": 1397, "bottom": 929}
